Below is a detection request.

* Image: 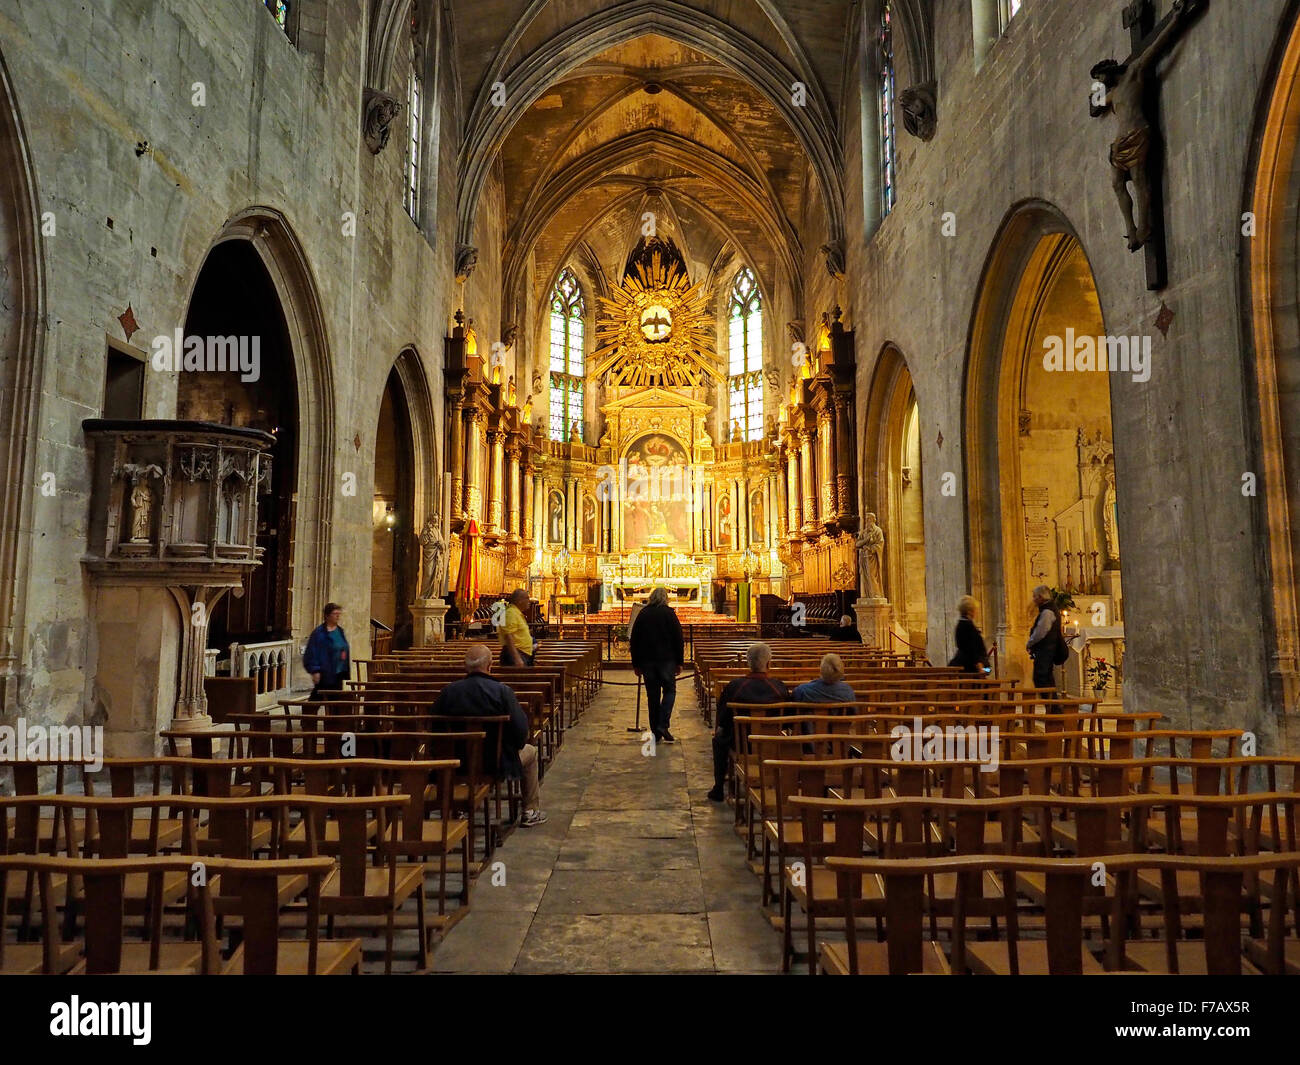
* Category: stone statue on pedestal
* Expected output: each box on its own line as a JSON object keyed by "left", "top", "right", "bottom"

{"left": 857, "top": 513, "right": 885, "bottom": 599}
{"left": 419, "top": 519, "right": 445, "bottom": 599}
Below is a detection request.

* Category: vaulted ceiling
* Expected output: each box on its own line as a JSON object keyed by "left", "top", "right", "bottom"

{"left": 442, "top": 0, "right": 866, "bottom": 328}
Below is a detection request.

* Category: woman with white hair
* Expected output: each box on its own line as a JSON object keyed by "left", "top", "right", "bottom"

{"left": 629, "top": 586, "right": 684, "bottom": 743}
{"left": 948, "top": 595, "right": 990, "bottom": 673}
{"left": 792, "top": 653, "right": 856, "bottom": 703}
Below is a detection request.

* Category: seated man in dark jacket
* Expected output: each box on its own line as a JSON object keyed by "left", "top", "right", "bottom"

{"left": 432, "top": 644, "right": 547, "bottom": 827}
{"left": 708, "top": 641, "right": 789, "bottom": 802}
{"left": 828, "top": 614, "right": 862, "bottom": 642}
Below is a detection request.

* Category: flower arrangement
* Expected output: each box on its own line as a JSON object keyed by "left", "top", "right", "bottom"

{"left": 1087, "top": 657, "right": 1112, "bottom": 696}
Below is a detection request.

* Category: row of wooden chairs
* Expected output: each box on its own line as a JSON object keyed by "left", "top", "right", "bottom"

{"left": 2, "top": 759, "right": 469, "bottom": 974}
{"left": 703, "top": 682, "right": 1300, "bottom": 975}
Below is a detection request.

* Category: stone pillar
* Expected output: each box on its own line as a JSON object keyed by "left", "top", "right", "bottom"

{"left": 833, "top": 393, "right": 854, "bottom": 520}
{"left": 486, "top": 429, "right": 505, "bottom": 532}
{"left": 738, "top": 477, "right": 748, "bottom": 547}
{"left": 167, "top": 585, "right": 230, "bottom": 730}
{"left": 450, "top": 404, "right": 466, "bottom": 517}
{"left": 522, "top": 460, "right": 536, "bottom": 543}
{"left": 785, "top": 442, "right": 798, "bottom": 536}
{"left": 799, "top": 429, "right": 816, "bottom": 530}
{"left": 818, "top": 407, "right": 836, "bottom": 523}
{"left": 465, "top": 411, "right": 484, "bottom": 521}
{"left": 504, "top": 444, "right": 521, "bottom": 537}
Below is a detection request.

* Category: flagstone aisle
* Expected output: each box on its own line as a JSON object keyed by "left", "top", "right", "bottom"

{"left": 430, "top": 668, "right": 784, "bottom": 974}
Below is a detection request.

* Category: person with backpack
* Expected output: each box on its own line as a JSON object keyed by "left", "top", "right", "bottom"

{"left": 1025, "top": 585, "right": 1068, "bottom": 701}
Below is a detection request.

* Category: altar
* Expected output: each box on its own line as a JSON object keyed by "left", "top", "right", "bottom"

{"left": 599, "top": 550, "right": 715, "bottom": 609}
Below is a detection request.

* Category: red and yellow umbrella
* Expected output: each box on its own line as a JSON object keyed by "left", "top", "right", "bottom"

{"left": 454, "top": 518, "right": 481, "bottom": 614}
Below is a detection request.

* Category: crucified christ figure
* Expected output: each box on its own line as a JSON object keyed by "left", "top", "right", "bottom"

{"left": 1090, "top": 0, "right": 1195, "bottom": 252}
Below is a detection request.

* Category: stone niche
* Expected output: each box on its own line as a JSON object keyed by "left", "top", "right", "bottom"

{"left": 82, "top": 419, "right": 274, "bottom": 754}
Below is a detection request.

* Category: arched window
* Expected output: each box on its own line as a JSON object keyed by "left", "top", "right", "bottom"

{"left": 403, "top": 30, "right": 423, "bottom": 220}
{"left": 549, "top": 269, "right": 585, "bottom": 442}
{"left": 879, "top": 1, "right": 898, "bottom": 217}
{"left": 727, "top": 269, "right": 763, "bottom": 443}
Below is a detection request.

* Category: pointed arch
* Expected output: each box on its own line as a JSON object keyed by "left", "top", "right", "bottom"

{"left": 0, "top": 45, "right": 46, "bottom": 708}
{"left": 964, "top": 201, "right": 1119, "bottom": 682}
{"left": 1245, "top": 0, "right": 1300, "bottom": 727}
{"left": 456, "top": 1, "right": 843, "bottom": 256}
{"left": 862, "top": 345, "right": 927, "bottom": 648}
{"left": 189, "top": 208, "right": 336, "bottom": 640}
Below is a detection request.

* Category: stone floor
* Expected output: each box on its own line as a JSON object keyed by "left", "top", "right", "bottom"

{"left": 428, "top": 667, "right": 784, "bottom": 974}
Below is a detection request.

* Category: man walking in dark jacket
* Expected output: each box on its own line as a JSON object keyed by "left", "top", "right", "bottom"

{"left": 629, "top": 586, "right": 685, "bottom": 744}
{"left": 432, "top": 644, "right": 547, "bottom": 827}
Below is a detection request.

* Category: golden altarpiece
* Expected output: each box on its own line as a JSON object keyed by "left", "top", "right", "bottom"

{"left": 440, "top": 242, "right": 862, "bottom": 618}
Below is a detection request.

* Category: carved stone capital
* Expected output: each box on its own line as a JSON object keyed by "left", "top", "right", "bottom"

{"left": 455, "top": 243, "right": 479, "bottom": 283}
{"left": 819, "top": 239, "right": 846, "bottom": 281}
{"left": 899, "top": 81, "right": 937, "bottom": 141}
{"left": 362, "top": 88, "right": 402, "bottom": 155}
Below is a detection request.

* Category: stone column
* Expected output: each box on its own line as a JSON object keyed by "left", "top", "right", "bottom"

{"left": 465, "top": 411, "right": 484, "bottom": 521}
{"left": 486, "top": 429, "right": 505, "bottom": 532}
{"left": 168, "top": 585, "right": 231, "bottom": 730}
{"left": 504, "top": 444, "right": 521, "bottom": 537}
{"left": 818, "top": 407, "right": 836, "bottom": 523}
{"left": 785, "top": 441, "right": 799, "bottom": 536}
{"left": 450, "top": 404, "right": 466, "bottom": 517}
{"left": 522, "top": 460, "right": 536, "bottom": 543}
{"left": 833, "top": 392, "right": 854, "bottom": 520}
{"left": 799, "top": 429, "right": 816, "bottom": 530}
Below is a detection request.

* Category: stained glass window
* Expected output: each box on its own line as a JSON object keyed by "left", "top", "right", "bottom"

{"left": 879, "top": 1, "right": 897, "bottom": 217}
{"left": 265, "top": 0, "right": 289, "bottom": 31}
{"left": 404, "top": 50, "right": 422, "bottom": 221}
{"left": 549, "top": 269, "right": 585, "bottom": 443}
{"left": 727, "top": 268, "right": 763, "bottom": 443}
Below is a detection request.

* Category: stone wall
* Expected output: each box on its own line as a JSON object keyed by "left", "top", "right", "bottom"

{"left": 840, "top": 0, "right": 1295, "bottom": 746}
{"left": 0, "top": 0, "right": 462, "bottom": 746}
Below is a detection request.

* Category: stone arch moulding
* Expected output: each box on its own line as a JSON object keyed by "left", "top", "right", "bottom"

{"left": 387, "top": 346, "right": 441, "bottom": 536}
{"left": 1244, "top": 0, "right": 1300, "bottom": 731}
{"left": 962, "top": 200, "right": 1106, "bottom": 664}
{"left": 0, "top": 45, "right": 46, "bottom": 714}
{"left": 503, "top": 132, "right": 801, "bottom": 313}
{"left": 456, "top": 0, "right": 843, "bottom": 264}
{"left": 185, "top": 207, "right": 336, "bottom": 644}
{"left": 861, "top": 345, "right": 926, "bottom": 646}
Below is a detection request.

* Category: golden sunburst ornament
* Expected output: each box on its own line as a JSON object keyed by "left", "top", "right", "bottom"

{"left": 592, "top": 252, "right": 718, "bottom": 387}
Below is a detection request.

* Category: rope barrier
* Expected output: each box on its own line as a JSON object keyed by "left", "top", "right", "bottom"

{"left": 597, "top": 667, "right": 698, "bottom": 687}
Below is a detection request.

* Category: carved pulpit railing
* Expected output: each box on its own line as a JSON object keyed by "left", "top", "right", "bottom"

{"left": 82, "top": 420, "right": 275, "bottom": 734}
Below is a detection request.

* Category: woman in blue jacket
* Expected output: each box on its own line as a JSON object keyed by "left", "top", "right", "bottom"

{"left": 303, "top": 602, "right": 350, "bottom": 698}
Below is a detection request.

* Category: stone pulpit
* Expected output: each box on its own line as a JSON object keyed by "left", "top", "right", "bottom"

{"left": 82, "top": 419, "right": 275, "bottom": 752}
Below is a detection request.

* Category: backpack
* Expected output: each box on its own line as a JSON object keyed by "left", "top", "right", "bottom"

{"left": 1053, "top": 634, "right": 1070, "bottom": 666}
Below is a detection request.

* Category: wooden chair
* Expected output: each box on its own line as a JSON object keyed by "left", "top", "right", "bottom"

{"left": 822, "top": 852, "right": 1300, "bottom": 976}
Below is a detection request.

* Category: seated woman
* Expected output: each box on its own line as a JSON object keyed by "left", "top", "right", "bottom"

{"left": 948, "top": 595, "right": 990, "bottom": 673}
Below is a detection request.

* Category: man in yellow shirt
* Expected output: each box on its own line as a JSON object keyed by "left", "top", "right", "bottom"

{"left": 498, "top": 588, "right": 535, "bottom": 666}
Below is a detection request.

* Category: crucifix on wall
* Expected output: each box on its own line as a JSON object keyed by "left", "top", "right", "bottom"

{"left": 1090, "top": 0, "right": 1208, "bottom": 290}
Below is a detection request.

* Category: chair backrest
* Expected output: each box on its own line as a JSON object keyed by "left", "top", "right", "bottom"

{"left": 836, "top": 851, "right": 1300, "bottom": 976}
